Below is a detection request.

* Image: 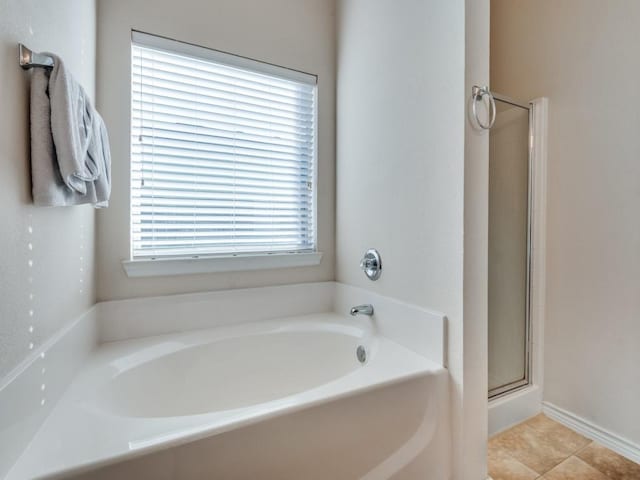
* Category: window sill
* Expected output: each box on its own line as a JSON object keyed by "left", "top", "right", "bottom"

{"left": 121, "top": 252, "right": 323, "bottom": 278}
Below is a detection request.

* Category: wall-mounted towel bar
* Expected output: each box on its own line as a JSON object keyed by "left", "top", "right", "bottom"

{"left": 19, "top": 44, "right": 54, "bottom": 70}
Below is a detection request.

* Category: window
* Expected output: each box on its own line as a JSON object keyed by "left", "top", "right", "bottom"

{"left": 130, "top": 32, "right": 317, "bottom": 265}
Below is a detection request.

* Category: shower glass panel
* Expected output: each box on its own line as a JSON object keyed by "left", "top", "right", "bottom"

{"left": 488, "top": 96, "right": 531, "bottom": 398}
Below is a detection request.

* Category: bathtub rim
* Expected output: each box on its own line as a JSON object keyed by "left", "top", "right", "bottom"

{"left": 8, "top": 312, "right": 446, "bottom": 480}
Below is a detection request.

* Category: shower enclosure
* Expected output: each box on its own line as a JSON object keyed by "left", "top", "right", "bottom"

{"left": 487, "top": 92, "right": 532, "bottom": 398}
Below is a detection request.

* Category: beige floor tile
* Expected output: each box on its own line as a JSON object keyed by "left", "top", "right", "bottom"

{"left": 489, "top": 422, "right": 573, "bottom": 474}
{"left": 488, "top": 448, "right": 539, "bottom": 480}
{"left": 577, "top": 442, "right": 640, "bottom": 480}
{"left": 541, "top": 456, "right": 609, "bottom": 480}
{"left": 524, "top": 415, "right": 592, "bottom": 454}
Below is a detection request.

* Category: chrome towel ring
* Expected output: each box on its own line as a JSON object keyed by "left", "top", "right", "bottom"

{"left": 472, "top": 85, "right": 496, "bottom": 129}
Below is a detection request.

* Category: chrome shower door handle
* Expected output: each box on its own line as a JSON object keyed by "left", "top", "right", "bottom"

{"left": 472, "top": 85, "right": 496, "bottom": 129}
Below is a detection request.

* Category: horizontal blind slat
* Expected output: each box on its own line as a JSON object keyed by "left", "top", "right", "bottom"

{"left": 132, "top": 125, "right": 312, "bottom": 155}
{"left": 132, "top": 49, "right": 311, "bottom": 94}
{"left": 133, "top": 93, "right": 313, "bottom": 131}
{"left": 132, "top": 56, "right": 315, "bottom": 102}
{"left": 132, "top": 140, "right": 312, "bottom": 166}
{"left": 131, "top": 204, "right": 313, "bottom": 214}
{"left": 132, "top": 111, "right": 312, "bottom": 144}
{"left": 131, "top": 169, "right": 311, "bottom": 184}
{"left": 131, "top": 168, "right": 310, "bottom": 188}
{"left": 131, "top": 68, "right": 314, "bottom": 109}
{"left": 132, "top": 81, "right": 314, "bottom": 121}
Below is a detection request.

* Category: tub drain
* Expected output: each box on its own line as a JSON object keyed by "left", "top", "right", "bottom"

{"left": 356, "top": 345, "right": 367, "bottom": 364}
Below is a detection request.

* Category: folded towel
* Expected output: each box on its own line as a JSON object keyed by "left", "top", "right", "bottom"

{"left": 30, "top": 53, "right": 111, "bottom": 207}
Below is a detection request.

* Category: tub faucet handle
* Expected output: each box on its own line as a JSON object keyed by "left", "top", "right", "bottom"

{"left": 360, "top": 249, "right": 382, "bottom": 281}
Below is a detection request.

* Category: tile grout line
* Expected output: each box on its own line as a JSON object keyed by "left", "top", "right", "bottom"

{"left": 572, "top": 446, "right": 619, "bottom": 480}
{"left": 540, "top": 454, "right": 616, "bottom": 480}
{"left": 573, "top": 441, "right": 593, "bottom": 457}
{"left": 572, "top": 453, "right": 616, "bottom": 480}
{"left": 520, "top": 422, "right": 572, "bottom": 476}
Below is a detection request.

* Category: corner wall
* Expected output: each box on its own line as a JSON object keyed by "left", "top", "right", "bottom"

{"left": 492, "top": 0, "right": 640, "bottom": 447}
{"left": 96, "top": 0, "right": 336, "bottom": 301}
{"left": 336, "top": 1, "right": 489, "bottom": 478}
{"left": 0, "top": 0, "right": 97, "bottom": 379}
{"left": 336, "top": 0, "right": 465, "bottom": 321}
{"left": 463, "top": 0, "right": 490, "bottom": 478}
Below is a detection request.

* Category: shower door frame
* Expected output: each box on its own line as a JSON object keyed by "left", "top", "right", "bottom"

{"left": 488, "top": 92, "right": 534, "bottom": 400}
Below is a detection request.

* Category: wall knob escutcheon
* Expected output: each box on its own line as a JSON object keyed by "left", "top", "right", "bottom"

{"left": 360, "top": 249, "right": 382, "bottom": 281}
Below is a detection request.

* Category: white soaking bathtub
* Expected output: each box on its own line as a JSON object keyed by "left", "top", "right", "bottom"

{"left": 6, "top": 284, "right": 450, "bottom": 480}
{"left": 95, "top": 317, "right": 379, "bottom": 418}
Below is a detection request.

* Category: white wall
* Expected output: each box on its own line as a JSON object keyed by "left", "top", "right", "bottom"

{"left": 492, "top": 0, "right": 640, "bottom": 446}
{"left": 463, "top": 0, "right": 490, "bottom": 477}
{"left": 336, "top": 1, "right": 489, "bottom": 478}
{"left": 336, "top": 0, "right": 465, "bottom": 316}
{"left": 96, "top": 0, "right": 336, "bottom": 300}
{"left": 0, "top": 0, "right": 96, "bottom": 379}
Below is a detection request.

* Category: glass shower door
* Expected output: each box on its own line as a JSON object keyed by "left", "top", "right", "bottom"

{"left": 488, "top": 95, "right": 531, "bottom": 397}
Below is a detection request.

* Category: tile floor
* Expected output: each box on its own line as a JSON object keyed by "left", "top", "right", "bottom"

{"left": 488, "top": 414, "right": 640, "bottom": 480}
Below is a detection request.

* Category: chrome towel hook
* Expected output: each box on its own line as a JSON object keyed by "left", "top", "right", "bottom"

{"left": 471, "top": 85, "right": 496, "bottom": 129}
{"left": 18, "top": 44, "right": 54, "bottom": 70}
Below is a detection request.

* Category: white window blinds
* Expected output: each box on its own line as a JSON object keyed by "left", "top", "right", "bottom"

{"left": 130, "top": 32, "right": 317, "bottom": 259}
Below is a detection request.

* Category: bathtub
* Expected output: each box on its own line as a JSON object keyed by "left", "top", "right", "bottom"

{"left": 6, "top": 283, "right": 450, "bottom": 479}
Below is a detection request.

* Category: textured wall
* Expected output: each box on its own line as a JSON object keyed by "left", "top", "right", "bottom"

{"left": 0, "top": 0, "right": 96, "bottom": 379}
{"left": 96, "top": 0, "right": 336, "bottom": 300}
{"left": 492, "top": 0, "right": 640, "bottom": 445}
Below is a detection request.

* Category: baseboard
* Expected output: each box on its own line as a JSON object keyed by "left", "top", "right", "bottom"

{"left": 488, "top": 385, "right": 542, "bottom": 436}
{"left": 542, "top": 402, "right": 640, "bottom": 464}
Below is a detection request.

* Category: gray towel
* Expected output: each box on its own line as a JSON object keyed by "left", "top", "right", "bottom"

{"left": 30, "top": 53, "right": 111, "bottom": 207}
